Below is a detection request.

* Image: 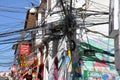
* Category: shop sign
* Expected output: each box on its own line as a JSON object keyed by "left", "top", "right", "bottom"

{"left": 19, "top": 55, "right": 28, "bottom": 68}
{"left": 88, "top": 71, "right": 102, "bottom": 78}
{"left": 20, "top": 62, "right": 28, "bottom": 68}
{"left": 84, "top": 70, "right": 102, "bottom": 78}
{"left": 20, "top": 44, "right": 30, "bottom": 55}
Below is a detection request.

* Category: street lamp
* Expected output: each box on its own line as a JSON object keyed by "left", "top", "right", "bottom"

{"left": 29, "top": 2, "right": 37, "bottom": 15}
{"left": 29, "top": 7, "right": 37, "bottom": 15}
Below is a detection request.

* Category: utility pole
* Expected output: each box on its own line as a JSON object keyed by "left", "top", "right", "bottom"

{"left": 110, "top": 0, "right": 120, "bottom": 74}
{"left": 117, "top": 0, "right": 120, "bottom": 74}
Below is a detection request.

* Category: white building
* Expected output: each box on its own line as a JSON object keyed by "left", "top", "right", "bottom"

{"left": 109, "top": 0, "right": 120, "bottom": 73}
{"left": 35, "top": 0, "right": 119, "bottom": 79}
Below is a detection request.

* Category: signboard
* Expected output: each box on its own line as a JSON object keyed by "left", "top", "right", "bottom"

{"left": 19, "top": 55, "right": 28, "bottom": 68}
{"left": 20, "top": 61, "right": 28, "bottom": 68}
{"left": 20, "top": 44, "right": 30, "bottom": 55}
{"left": 84, "top": 70, "right": 102, "bottom": 79}
{"left": 88, "top": 71, "right": 102, "bottom": 78}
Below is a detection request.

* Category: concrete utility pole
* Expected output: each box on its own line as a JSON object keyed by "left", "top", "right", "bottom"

{"left": 52, "top": 40, "right": 59, "bottom": 58}
{"left": 119, "top": 0, "right": 120, "bottom": 52}
{"left": 117, "top": 0, "right": 120, "bottom": 74}
{"left": 110, "top": 0, "right": 120, "bottom": 74}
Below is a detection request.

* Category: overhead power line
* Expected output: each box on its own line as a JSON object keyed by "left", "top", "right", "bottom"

{"left": 0, "top": 0, "right": 60, "bottom": 37}
{"left": 0, "top": 8, "right": 27, "bottom": 13}
{"left": 0, "top": 5, "right": 27, "bottom": 10}
{"left": 90, "top": 0, "right": 109, "bottom": 8}
{"left": 0, "top": 23, "right": 109, "bottom": 45}
{"left": 0, "top": 14, "right": 24, "bottom": 20}
{"left": 0, "top": 21, "right": 24, "bottom": 26}
{"left": 80, "top": 27, "right": 110, "bottom": 38}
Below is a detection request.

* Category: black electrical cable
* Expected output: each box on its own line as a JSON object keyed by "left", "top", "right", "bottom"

{"left": 0, "top": 14, "right": 24, "bottom": 20}
{"left": 79, "top": 27, "right": 110, "bottom": 38}
{"left": 0, "top": 34, "right": 31, "bottom": 44}
{"left": 0, "top": 0, "right": 110, "bottom": 63}
{"left": 0, "top": 24, "right": 24, "bottom": 33}
{"left": 91, "top": 4, "right": 108, "bottom": 11}
{"left": 0, "top": 8, "right": 27, "bottom": 13}
{"left": 90, "top": 0, "right": 109, "bottom": 8}
{"left": 0, "top": 21, "right": 24, "bottom": 26}
{"left": 0, "top": 1, "right": 37, "bottom": 68}
{"left": 59, "top": 0, "right": 67, "bottom": 16}
{"left": 77, "top": 22, "right": 109, "bottom": 27}
{"left": 0, "top": 44, "right": 12, "bottom": 50}
{"left": 0, "top": 48, "right": 13, "bottom": 53}
{"left": 0, "top": 22, "right": 109, "bottom": 45}
{"left": 0, "top": 61, "right": 14, "bottom": 64}
{"left": 0, "top": 5, "right": 28, "bottom": 10}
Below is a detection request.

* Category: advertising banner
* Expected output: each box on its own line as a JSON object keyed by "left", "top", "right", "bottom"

{"left": 20, "top": 44, "right": 30, "bottom": 55}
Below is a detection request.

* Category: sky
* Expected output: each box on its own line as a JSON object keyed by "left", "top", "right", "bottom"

{"left": 0, "top": 0, "right": 40, "bottom": 72}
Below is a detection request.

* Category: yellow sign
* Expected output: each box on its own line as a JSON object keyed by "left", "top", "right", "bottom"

{"left": 20, "top": 62, "right": 28, "bottom": 68}
{"left": 20, "top": 56, "right": 28, "bottom": 68}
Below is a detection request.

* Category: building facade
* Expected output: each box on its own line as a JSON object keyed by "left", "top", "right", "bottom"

{"left": 109, "top": 0, "right": 120, "bottom": 74}
{"left": 12, "top": 0, "right": 120, "bottom": 80}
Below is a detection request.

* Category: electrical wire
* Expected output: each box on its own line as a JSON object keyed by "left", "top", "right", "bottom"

{"left": 0, "top": 24, "right": 24, "bottom": 33}
{"left": 0, "top": 34, "right": 30, "bottom": 49}
{"left": 25, "top": 0, "right": 39, "bottom": 6}
{"left": 0, "top": 65, "right": 12, "bottom": 67}
{"left": 31, "top": 0, "right": 40, "bottom": 5}
{"left": 90, "top": 0, "right": 109, "bottom": 8}
{"left": 79, "top": 27, "right": 110, "bottom": 38}
{"left": 0, "top": 2, "right": 61, "bottom": 38}
{"left": 0, "top": 47, "right": 12, "bottom": 52}
{"left": 0, "top": 0, "right": 112, "bottom": 69}
{"left": 0, "top": 56, "right": 14, "bottom": 59}
{"left": 0, "top": 61, "right": 14, "bottom": 64}
{"left": 0, "top": 44, "right": 12, "bottom": 50}
{"left": 0, "top": 34, "right": 31, "bottom": 44}
{"left": 0, "top": 5, "right": 28, "bottom": 10}
{"left": 38, "top": 0, "right": 60, "bottom": 26}
{"left": 0, "top": 1, "right": 109, "bottom": 37}
{"left": 0, "top": 26, "right": 109, "bottom": 44}
{"left": 87, "top": 35, "right": 114, "bottom": 47}
{"left": 0, "top": 21, "right": 24, "bottom": 26}
{"left": 0, "top": 24, "right": 109, "bottom": 45}
{"left": 0, "top": 1, "right": 39, "bottom": 13}
{"left": 0, "top": 31, "right": 30, "bottom": 40}
{"left": 0, "top": 1, "right": 38, "bottom": 69}
{"left": 0, "top": 8, "right": 27, "bottom": 13}
{"left": 90, "top": 3, "right": 108, "bottom": 11}
{"left": 0, "top": 14, "right": 24, "bottom": 20}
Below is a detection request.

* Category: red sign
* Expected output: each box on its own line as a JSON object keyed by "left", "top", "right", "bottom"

{"left": 11, "top": 65, "right": 16, "bottom": 72}
{"left": 20, "top": 44, "right": 30, "bottom": 55}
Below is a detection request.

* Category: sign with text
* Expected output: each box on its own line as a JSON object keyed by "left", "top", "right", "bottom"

{"left": 20, "top": 44, "right": 30, "bottom": 55}
{"left": 88, "top": 71, "right": 102, "bottom": 78}
{"left": 84, "top": 70, "right": 102, "bottom": 79}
